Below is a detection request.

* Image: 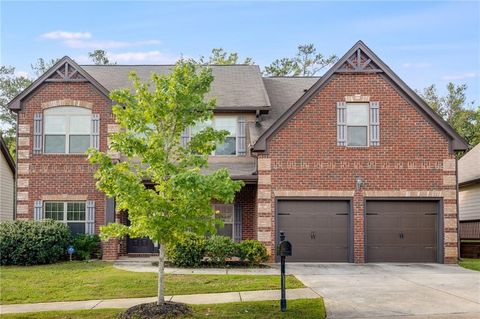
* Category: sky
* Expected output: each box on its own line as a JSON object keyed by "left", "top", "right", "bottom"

{"left": 1, "top": 0, "right": 479, "bottom": 104}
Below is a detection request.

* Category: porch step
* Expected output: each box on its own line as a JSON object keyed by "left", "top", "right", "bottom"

{"left": 114, "top": 256, "right": 158, "bottom": 267}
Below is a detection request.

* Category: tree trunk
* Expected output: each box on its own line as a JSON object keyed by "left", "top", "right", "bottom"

{"left": 157, "top": 243, "right": 166, "bottom": 306}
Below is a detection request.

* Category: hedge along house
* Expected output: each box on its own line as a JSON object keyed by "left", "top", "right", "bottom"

{"left": 9, "top": 41, "right": 468, "bottom": 263}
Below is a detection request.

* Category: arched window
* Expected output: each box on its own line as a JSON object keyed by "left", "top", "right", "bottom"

{"left": 44, "top": 106, "right": 92, "bottom": 154}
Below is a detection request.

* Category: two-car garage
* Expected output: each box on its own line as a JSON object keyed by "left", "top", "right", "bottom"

{"left": 276, "top": 199, "right": 441, "bottom": 263}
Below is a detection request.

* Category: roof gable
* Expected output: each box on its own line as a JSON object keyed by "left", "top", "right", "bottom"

{"left": 8, "top": 56, "right": 110, "bottom": 111}
{"left": 252, "top": 41, "right": 468, "bottom": 152}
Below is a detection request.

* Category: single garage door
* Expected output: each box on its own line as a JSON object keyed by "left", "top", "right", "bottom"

{"left": 366, "top": 200, "right": 439, "bottom": 263}
{"left": 277, "top": 200, "right": 350, "bottom": 262}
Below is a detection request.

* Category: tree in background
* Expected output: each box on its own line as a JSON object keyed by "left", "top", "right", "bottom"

{"left": 88, "top": 49, "right": 115, "bottom": 65}
{"left": 419, "top": 83, "right": 480, "bottom": 148}
{"left": 31, "top": 58, "right": 60, "bottom": 77}
{"left": 87, "top": 60, "right": 243, "bottom": 308}
{"left": 199, "top": 48, "right": 253, "bottom": 65}
{"left": 264, "top": 43, "right": 338, "bottom": 76}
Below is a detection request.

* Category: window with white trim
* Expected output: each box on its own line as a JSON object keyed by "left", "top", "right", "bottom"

{"left": 214, "top": 204, "right": 235, "bottom": 239}
{"left": 44, "top": 201, "right": 86, "bottom": 234}
{"left": 346, "top": 103, "right": 369, "bottom": 146}
{"left": 192, "top": 116, "right": 237, "bottom": 155}
{"left": 44, "top": 107, "right": 91, "bottom": 153}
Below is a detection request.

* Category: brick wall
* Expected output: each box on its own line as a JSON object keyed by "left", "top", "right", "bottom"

{"left": 16, "top": 82, "right": 113, "bottom": 234}
{"left": 257, "top": 73, "right": 457, "bottom": 263}
{"left": 235, "top": 184, "right": 257, "bottom": 240}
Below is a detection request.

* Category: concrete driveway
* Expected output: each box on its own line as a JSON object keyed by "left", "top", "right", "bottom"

{"left": 282, "top": 263, "right": 480, "bottom": 318}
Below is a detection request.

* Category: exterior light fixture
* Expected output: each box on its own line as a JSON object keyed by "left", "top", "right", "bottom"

{"left": 355, "top": 176, "right": 365, "bottom": 191}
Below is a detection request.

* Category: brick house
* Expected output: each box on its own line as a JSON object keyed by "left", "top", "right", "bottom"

{"left": 8, "top": 41, "right": 467, "bottom": 263}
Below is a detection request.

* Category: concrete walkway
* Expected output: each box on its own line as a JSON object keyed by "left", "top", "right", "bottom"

{"left": 0, "top": 288, "right": 319, "bottom": 314}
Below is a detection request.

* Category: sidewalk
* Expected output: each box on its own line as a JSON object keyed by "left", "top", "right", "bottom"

{"left": 0, "top": 288, "right": 320, "bottom": 314}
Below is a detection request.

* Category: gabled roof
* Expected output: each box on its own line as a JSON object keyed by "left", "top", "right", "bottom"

{"left": 459, "top": 144, "right": 480, "bottom": 185}
{"left": 0, "top": 135, "right": 15, "bottom": 174}
{"left": 8, "top": 56, "right": 110, "bottom": 111}
{"left": 252, "top": 41, "right": 469, "bottom": 152}
{"left": 81, "top": 65, "right": 271, "bottom": 111}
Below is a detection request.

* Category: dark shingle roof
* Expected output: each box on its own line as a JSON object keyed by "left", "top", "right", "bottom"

{"left": 250, "top": 77, "right": 319, "bottom": 144}
{"left": 81, "top": 65, "right": 270, "bottom": 109}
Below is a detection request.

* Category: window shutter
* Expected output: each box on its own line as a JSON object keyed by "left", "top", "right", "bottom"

{"left": 34, "top": 200, "right": 42, "bottom": 221}
{"left": 33, "top": 113, "right": 42, "bottom": 154}
{"left": 86, "top": 200, "right": 95, "bottom": 234}
{"left": 105, "top": 197, "right": 115, "bottom": 224}
{"left": 336, "top": 102, "right": 347, "bottom": 146}
{"left": 91, "top": 114, "right": 100, "bottom": 150}
{"left": 181, "top": 127, "right": 190, "bottom": 146}
{"left": 236, "top": 116, "right": 246, "bottom": 156}
{"left": 369, "top": 101, "right": 380, "bottom": 146}
{"left": 234, "top": 204, "right": 242, "bottom": 242}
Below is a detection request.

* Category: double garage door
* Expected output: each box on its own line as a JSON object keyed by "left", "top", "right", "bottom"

{"left": 277, "top": 199, "right": 439, "bottom": 263}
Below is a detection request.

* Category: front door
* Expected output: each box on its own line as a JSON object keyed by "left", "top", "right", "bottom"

{"left": 125, "top": 211, "right": 158, "bottom": 254}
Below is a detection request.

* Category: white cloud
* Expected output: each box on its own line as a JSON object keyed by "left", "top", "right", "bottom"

{"left": 14, "top": 70, "right": 31, "bottom": 78}
{"left": 402, "top": 62, "right": 431, "bottom": 69}
{"left": 64, "top": 39, "right": 161, "bottom": 49}
{"left": 109, "top": 51, "right": 178, "bottom": 64}
{"left": 41, "top": 31, "right": 91, "bottom": 40}
{"left": 441, "top": 72, "right": 476, "bottom": 81}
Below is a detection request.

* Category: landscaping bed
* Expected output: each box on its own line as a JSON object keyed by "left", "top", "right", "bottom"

{"left": 1, "top": 299, "right": 326, "bottom": 319}
{"left": 459, "top": 258, "right": 480, "bottom": 271}
{"left": 0, "top": 261, "right": 303, "bottom": 304}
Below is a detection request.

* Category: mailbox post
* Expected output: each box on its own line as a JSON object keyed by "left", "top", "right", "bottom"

{"left": 277, "top": 231, "right": 292, "bottom": 312}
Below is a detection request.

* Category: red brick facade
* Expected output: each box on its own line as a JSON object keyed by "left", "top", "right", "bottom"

{"left": 255, "top": 72, "right": 458, "bottom": 263}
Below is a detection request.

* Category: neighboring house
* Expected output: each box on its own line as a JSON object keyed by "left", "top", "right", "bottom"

{"left": 8, "top": 41, "right": 468, "bottom": 263}
{"left": 0, "top": 135, "right": 15, "bottom": 220}
{"left": 458, "top": 144, "right": 480, "bottom": 257}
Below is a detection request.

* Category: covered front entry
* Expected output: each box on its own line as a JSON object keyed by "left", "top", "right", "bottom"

{"left": 365, "top": 200, "right": 440, "bottom": 262}
{"left": 277, "top": 199, "right": 351, "bottom": 262}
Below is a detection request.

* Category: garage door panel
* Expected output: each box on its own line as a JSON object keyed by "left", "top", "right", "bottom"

{"left": 366, "top": 200, "right": 438, "bottom": 263}
{"left": 278, "top": 200, "right": 350, "bottom": 262}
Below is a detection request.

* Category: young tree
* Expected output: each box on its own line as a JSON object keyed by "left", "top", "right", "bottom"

{"left": 31, "top": 58, "right": 60, "bottom": 77}
{"left": 418, "top": 83, "right": 480, "bottom": 147}
{"left": 199, "top": 48, "right": 253, "bottom": 65}
{"left": 87, "top": 60, "right": 243, "bottom": 306}
{"left": 88, "top": 49, "right": 115, "bottom": 65}
{"left": 264, "top": 43, "right": 338, "bottom": 76}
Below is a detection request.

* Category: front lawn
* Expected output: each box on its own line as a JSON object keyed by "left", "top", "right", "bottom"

{"left": 459, "top": 258, "right": 480, "bottom": 271}
{"left": 1, "top": 299, "right": 326, "bottom": 319}
{"left": 0, "top": 261, "right": 303, "bottom": 304}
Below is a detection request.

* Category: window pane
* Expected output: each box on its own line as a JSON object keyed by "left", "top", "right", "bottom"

{"left": 68, "top": 222, "right": 85, "bottom": 235}
{"left": 45, "top": 135, "right": 66, "bottom": 153}
{"left": 70, "top": 116, "right": 91, "bottom": 134}
{"left": 45, "top": 106, "right": 91, "bottom": 115}
{"left": 216, "top": 224, "right": 233, "bottom": 238}
{"left": 347, "top": 126, "right": 368, "bottom": 146}
{"left": 216, "top": 137, "right": 236, "bottom": 155}
{"left": 45, "top": 202, "right": 64, "bottom": 220}
{"left": 67, "top": 202, "right": 86, "bottom": 221}
{"left": 347, "top": 103, "right": 369, "bottom": 125}
{"left": 44, "top": 116, "right": 66, "bottom": 134}
{"left": 191, "top": 119, "right": 212, "bottom": 135}
{"left": 69, "top": 135, "right": 90, "bottom": 153}
{"left": 215, "top": 117, "right": 236, "bottom": 136}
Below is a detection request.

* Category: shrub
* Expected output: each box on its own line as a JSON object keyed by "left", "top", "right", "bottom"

{"left": 238, "top": 240, "right": 269, "bottom": 265}
{"left": 204, "top": 235, "right": 237, "bottom": 266}
{"left": 167, "top": 232, "right": 206, "bottom": 267}
{"left": 0, "top": 220, "right": 70, "bottom": 265}
{"left": 72, "top": 234, "right": 101, "bottom": 260}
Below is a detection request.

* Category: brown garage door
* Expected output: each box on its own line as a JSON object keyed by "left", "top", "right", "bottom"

{"left": 277, "top": 200, "right": 350, "bottom": 262}
{"left": 366, "top": 200, "right": 438, "bottom": 262}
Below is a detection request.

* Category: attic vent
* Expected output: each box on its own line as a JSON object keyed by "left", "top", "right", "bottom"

{"left": 337, "top": 48, "right": 382, "bottom": 73}
{"left": 45, "top": 62, "right": 87, "bottom": 82}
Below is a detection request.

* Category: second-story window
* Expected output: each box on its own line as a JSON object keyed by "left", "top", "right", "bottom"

{"left": 192, "top": 116, "right": 237, "bottom": 156}
{"left": 44, "top": 107, "right": 92, "bottom": 154}
{"left": 346, "top": 103, "right": 369, "bottom": 146}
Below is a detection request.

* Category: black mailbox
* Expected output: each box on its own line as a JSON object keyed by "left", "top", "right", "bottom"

{"left": 277, "top": 231, "right": 291, "bottom": 312}
{"left": 277, "top": 239, "right": 292, "bottom": 257}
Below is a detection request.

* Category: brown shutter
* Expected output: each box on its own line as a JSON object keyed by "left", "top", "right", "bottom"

{"left": 86, "top": 200, "right": 95, "bottom": 234}
{"left": 33, "top": 113, "right": 42, "bottom": 154}
{"left": 370, "top": 101, "right": 380, "bottom": 146}
{"left": 336, "top": 102, "right": 347, "bottom": 146}
{"left": 234, "top": 204, "right": 242, "bottom": 242}
{"left": 91, "top": 114, "right": 100, "bottom": 150}
{"left": 236, "top": 116, "right": 246, "bottom": 156}
{"left": 34, "top": 200, "right": 42, "bottom": 220}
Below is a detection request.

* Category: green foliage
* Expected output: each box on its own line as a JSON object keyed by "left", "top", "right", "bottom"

{"left": 72, "top": 234, "right": 101, "bottom": 260}
{"left": 166, "top": 232, "right": 206, "bottom": 267}
{"left": 88, "top": 49, "right": 115, "bottom": 65}
{"left": 264, "top": 43, "right": 337, "bottom": 76}
{"left": 204, "top": 235, "right": 237, "bottom": 266}
{"left": 199, "top": 48, "right": 253, "bottom": 65}
{"left": 419, "top": 83, "right": 480, "bottom": 148}
{"left": 238, "top": 240, "right": 269, "bottom": 265}
{"left": 0, "top": 220, "right": 70, "bottom": 265}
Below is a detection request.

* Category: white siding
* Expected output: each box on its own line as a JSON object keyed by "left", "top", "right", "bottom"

{"left": 459, "top": 184, "right": 480, "bottom": 221}
{"left": 0, "top": 153, "right": 14, "bottom": 220}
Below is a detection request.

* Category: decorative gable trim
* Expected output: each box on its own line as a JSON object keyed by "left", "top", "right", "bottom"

{"left": 251, "top": 41, "right": 468, "bottom": 152}
{"left": 8, "top": 56, "right": 110, "bottom": 111}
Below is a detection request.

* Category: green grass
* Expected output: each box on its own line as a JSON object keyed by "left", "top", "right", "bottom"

{"left": 459, "top": 258, "right": 480, "bottom": 271}
{"left": 0, "top": 299, "right": 326, "bottom": 319}
{"left": 0, "top": 261, "right": 304, "bottom": 304}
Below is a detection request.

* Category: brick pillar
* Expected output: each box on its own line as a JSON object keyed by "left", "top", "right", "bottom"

{"left": 353, "top": 189, "right": 365, "bottom": 263}
{"left": 256, "top": 156, "right": 274, "bottom": 261}
{"left": 443, "top": 158, "right": 458, "bottom": 264}
{"left": 102, "top": 238, "right": 120, "bottom": 261}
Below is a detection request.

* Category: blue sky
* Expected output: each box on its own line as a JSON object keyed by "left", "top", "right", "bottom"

{"left": 1, "top": 1, "right": 479, "bottom": 104}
